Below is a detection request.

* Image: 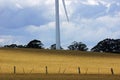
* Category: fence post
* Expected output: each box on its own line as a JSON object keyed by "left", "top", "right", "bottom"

{"left": 98, "top": 68, "right": 100, "bottom": 74}
{"left": 23, "top": 68, "right": 25, "bottom": 74}
{"left": 63, "top": 68, "right": 66, "bottom": 74}
{"left": 45, "top": 66, "right": 48, "bottom": 74}
{"left": 58, "top": 67, "right": 61, "bottom": 73}
{"left": 78, "top": 67, "right": 81, "bottom": 74}
{"left": 111, "top": 68, "right": 114, "bottom": 75}
{"left": 85, "top": 68, "right": 88, "bottom": 74}
{"left": 14, "top": 66, "right": 16, "bottom": 74}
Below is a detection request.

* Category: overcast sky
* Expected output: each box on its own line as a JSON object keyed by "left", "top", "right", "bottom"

{"left": 0, "top": 0, "right": 120, "bottom": 49}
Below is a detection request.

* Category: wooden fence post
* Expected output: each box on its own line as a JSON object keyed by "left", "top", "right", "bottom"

{"left": 23, "top": 68, "right": 25, "bottom": 74}
{"left": 63, "top": 68, "right": 66, "bottom": 74}
{"left": 45, "top": 66, "right": 48, "bottom": 74}
{"left": 78, "top": 67, "right": 81, "bottom": 74}
{"left": 14, "top": 66, "right": 16, "bottom": 74}
{"left": 85, "top": 68, "right": 88, "bottom": 74}
{"left": 111, "top": 68, "right": 114, "bottom": 75}
{"left": 58, "top": 67, "right": 61, "bottom": 73}
{"left": 98, "top": 68, "right": 100, "bottom": 74}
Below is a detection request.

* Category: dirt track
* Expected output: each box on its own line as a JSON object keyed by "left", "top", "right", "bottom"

{"left": 0, "top": 74, "right": 120, "bottom": 80}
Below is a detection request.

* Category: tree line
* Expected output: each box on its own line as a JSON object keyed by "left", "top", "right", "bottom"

{"left": 3, "top": 38, "right": 120, "bottom": 53}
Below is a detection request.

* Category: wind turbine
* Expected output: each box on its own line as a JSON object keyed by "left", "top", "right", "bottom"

{"left": 55, "top": 0, "right": 69, "bottom": 50}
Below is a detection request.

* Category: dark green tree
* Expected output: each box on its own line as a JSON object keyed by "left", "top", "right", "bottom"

{"left": 50, "top": 44, "right": 63, "bottom": 50}
{"left": 4, "top": 44, "right": 17, "bottom": 48}
{"left": 26, "top": 39, "right": 43, "bottom": 49}
{"left": 91, "top": 38, "right": 120, "bottom": 53}
{"left": 68, "top": 41, "right": 88, "bottom": 51}
{"left": 17, "top": 45, "right": 26, "bottom": 48}
{"left": 4, "top": 44, "right": 25, "bottom": 48}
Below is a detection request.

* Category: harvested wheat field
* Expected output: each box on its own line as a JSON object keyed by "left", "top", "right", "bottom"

{"left": 0, "top": 48, "right": 120, "bottom": 79}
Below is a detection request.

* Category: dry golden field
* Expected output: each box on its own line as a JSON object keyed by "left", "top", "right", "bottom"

{"left": 0, "top": 48, "right": 120, "bottom": 75}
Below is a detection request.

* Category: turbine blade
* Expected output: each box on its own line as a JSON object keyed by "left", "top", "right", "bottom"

{"left": 62, "top": 0, "right": 69, "bottom": 22}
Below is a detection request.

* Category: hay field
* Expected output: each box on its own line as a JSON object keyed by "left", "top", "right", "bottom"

{"left": 0, "top": 48, "right": 120, "bottom": 74}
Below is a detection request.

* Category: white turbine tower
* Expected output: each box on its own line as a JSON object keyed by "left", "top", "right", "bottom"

{"left": 55, "top": 0, "right": 69, "bottom": 50}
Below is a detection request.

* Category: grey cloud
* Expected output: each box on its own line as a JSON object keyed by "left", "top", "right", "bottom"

{"left": 70, "top": 0, "right": 120, "bottom": 19}
{"left": 0, "top": 7, "right": 51, "bottom": 28}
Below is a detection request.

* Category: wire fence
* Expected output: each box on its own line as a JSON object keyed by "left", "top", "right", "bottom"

{"left": 0, "top": 65, "right": 120, "bottom": 75}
